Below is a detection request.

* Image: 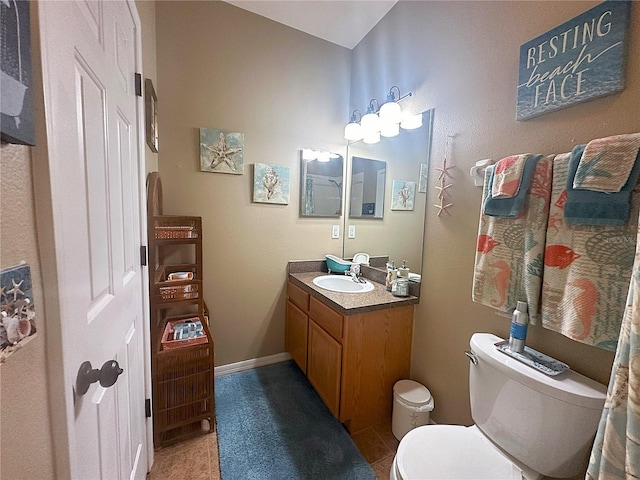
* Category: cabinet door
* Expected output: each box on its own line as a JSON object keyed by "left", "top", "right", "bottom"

{"left": 285, "top": 300, "right": 308, "bottom": 373}
{"left": 307, "top": 319, "right": 342, "bottom": 418}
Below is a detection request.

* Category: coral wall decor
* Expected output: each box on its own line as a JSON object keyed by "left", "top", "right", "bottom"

{"left": 200, "top": 127, "right": 244, "bottom": 175}
{"left": 253, "top": 163, "right": 291, "bottom": 204}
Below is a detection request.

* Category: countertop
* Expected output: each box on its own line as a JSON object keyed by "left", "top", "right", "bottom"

{"left": 288, "top": 271, "right": 418, "bottom": 316}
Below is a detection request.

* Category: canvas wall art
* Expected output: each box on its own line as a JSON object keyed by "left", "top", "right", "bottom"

{"left": 0, "top": 263, "right": 37, "bottom": 362}
{"left": 391, "top": 180, "right": 416, "bottom": 211}
{"left": 200, "top": 127, "right": 245, "bottom": 175}
{"left": 0, "top": 0, "right": 34, "bottom": 145}
{"left": 253, "top": 163, "right": 290, "bottom": 204}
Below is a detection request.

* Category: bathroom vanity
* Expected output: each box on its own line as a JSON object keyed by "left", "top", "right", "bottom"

{"left": 286, "top": 267, "right": 417, "bottom": 433}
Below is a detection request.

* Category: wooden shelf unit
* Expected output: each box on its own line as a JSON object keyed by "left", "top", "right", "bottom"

{"left": 147, "top": 172, "right": 215, "bottom": 449}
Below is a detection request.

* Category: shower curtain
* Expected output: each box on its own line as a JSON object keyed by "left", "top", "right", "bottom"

{"left": 587, "top": 225, "right": 640, "bottom": 479}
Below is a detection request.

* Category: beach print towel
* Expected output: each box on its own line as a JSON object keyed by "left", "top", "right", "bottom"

{"left": 541, "top": 153, "right": 639, "bottom": 351}
{"left": 473, "top": 156, "right": 553, "bottom": 322}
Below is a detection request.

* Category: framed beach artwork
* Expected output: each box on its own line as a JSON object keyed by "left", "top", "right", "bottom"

{"left": 391, "top": 180, "right": 416, "bottom": 211}
{"left": 253, "top": 163, "right": 290, "bottom": 204}
{"left": 145, "top": 79, "right": 158, "bottom": 152}
{"left": 0, "top": 263, "right": 37, "bottom": 362}
{"left": 200, "top": 127, "right": 245, "bottom": 175}
{"left": 0, "top": 0, "right": 34, "bottom": 145}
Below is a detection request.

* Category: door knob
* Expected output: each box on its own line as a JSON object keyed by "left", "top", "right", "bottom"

{"left": 76, "top": 360, "right": 124, "bottom": 396}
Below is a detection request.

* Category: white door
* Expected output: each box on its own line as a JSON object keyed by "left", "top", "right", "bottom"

{"left": 38, "top": 1, "right": 147, "bottom": 478}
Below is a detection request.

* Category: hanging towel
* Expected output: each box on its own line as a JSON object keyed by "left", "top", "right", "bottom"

{"left": 573, "top": 133, "right": 640, "bottom": 192}
{"left": 484, "top": 154, "right": 543, "bottom": 218}
{"left": 565, "top": 144, "right": 640, "bottom": 226}
{"left": 491, "top": 154, "right": 529, "bottom": 199}
{"left": 541, "top": 153, "right": 640, "bottom": 351}
{"left": 473, "top": 155, "right": 553, "bottom": 323}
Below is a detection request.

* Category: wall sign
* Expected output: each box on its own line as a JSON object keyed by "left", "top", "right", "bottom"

{"left": 516, "top": 1, "right": 632, "bottom": 120}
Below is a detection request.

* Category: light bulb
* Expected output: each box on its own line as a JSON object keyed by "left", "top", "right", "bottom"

{"left": 400, "top": 112, "right": 423, "bottom": 130}
{"left": 344, "top": 122, "right": 363, "bottom": 141}
{"left": 363, "top": 130, "right": 380, "bottom": 144}
{"left": 380, "top": 101, "right": 402, "bottom": 125}
{"left": 361, "top": 111, "right": 380, "bottom": 134}
{"left": 380, "top": 121, "right": 399, "bottom": 138}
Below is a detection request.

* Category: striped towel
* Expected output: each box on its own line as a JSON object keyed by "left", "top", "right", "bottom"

{"left": 541, "top": 153, "right": 639, "bottom": 351}
{"left": 573, "top": 133, "right": 640, "bottom": 192}
{"left": 491, "top": 154, "right": 529, "bottom": 198}
{"left": 473, "top": 156, "right": 553, "bottom": 322}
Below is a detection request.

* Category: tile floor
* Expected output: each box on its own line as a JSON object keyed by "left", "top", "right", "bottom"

{"left": 147, "top": 420, "right": 398, "bottom": 480}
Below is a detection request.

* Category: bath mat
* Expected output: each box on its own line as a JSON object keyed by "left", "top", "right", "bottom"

{"left": 215, "top": 360, "right": 375, "bottom": 479}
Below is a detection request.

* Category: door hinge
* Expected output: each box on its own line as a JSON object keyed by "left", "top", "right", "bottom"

{"left": 135, "top": 73, "right": 142, "bottom": 97}
{"left": 145, "top": 398, "right": 151, "bottom": 418}
{"left": 140, "top": 246, "right": 147, "bottom": 266}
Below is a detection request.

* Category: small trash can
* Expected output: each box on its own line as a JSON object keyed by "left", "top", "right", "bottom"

{"left": 392, "top": 379, "right": 434, "bottom": 440}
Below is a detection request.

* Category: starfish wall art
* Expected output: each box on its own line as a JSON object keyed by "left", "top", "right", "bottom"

{"left": 200, "top": 128, "right": 245, "bottom": 175}
{"left": 434, "top": 136, "right": 455, "bottom": 216}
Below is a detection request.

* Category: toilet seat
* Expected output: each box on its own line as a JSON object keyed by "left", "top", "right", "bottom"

{"left": 392, "top": 425, "right": 524, "bottom": 480}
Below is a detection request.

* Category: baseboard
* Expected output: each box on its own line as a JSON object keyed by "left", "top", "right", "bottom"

{"left": 214, "top": 352, "right": 292, "bottom": 377}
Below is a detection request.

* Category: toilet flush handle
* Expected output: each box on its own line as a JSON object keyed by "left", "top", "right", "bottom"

{"left": 464, "top": 350, "right": 478, "bottom": 365}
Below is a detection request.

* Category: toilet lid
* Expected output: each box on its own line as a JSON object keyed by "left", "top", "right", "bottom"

{"left": 395, "top": 425, "right": 523, "bottom": 480}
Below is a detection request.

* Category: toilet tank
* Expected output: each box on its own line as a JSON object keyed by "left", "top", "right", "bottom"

{"left": 469, "top": 333, "right": 607, "bottom": 479}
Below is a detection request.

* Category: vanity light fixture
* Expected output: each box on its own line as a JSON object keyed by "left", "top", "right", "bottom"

{"left": 360, "top": 99, "right": 381, "bottom": 136}
{"left": 344, "top": 110, "right": 363, "bottom": 141}
{"left": 400, "top": 111, "right": 423, "bottom": 130}
{"left": 302, "top": 148, "right": 340, "bottom": 162}
{"left": 344, "top": 86, "right": 416, "bottom": 143}
{"left": 379, "top": 86, "right": 402, "bottom": 125}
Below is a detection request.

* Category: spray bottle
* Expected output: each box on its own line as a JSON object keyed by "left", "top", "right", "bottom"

{"left": 509, "top": 301, "right": 529, "bottom": 354}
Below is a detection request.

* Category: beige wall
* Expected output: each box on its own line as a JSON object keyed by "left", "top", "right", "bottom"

{"left": 351, "top": 1, "right": 639, "bottom": 425}
{"left": 0, "top": 143, "right": 54, "bottom": 478}
{"left": 155, "top": 1, "right": 351, "bottom": 366}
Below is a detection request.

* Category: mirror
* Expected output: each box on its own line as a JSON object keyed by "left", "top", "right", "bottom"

{"left": 343, "top": 109, "right": 434, "bottom": 277}
{"left": 300, "top": 150, "right": 344, "bottom": 217}
{"left": 349, "top": 157, "right": 386, "bottom": 219}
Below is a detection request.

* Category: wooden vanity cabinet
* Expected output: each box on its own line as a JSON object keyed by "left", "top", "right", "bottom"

{"left": 285, "top": 280, "right": 413, "bottom": 433}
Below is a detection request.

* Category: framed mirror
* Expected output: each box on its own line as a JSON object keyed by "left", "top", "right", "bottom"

{"left": 300, "top": 149, "right": 344, "bottom": 217}
{"left": 343, "top": 109, "right": 434, "bottom": 278}
{"left": 349, "top": 157, "right": 386, "bottom": 219}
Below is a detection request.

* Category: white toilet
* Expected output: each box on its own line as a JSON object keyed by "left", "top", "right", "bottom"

{"left": 391, "top": 333, "right": 607, "bottom": 480}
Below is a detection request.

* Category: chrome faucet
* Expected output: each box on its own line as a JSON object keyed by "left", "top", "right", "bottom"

{"left": 347, "top": 264, "right": 366, "bottom": 283}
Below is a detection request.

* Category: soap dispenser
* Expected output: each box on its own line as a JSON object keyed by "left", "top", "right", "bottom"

{"left": 398, "top": 260, "right": 410, "bottom": 279}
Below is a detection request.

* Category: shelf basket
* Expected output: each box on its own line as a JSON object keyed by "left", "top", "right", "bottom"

{"left": 153, "top": 216, "right": 200, "bottom": 239}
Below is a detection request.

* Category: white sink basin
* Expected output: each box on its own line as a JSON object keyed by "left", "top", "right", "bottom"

{"left": 312, "top": 275, "right": 374, "bottom": 293}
